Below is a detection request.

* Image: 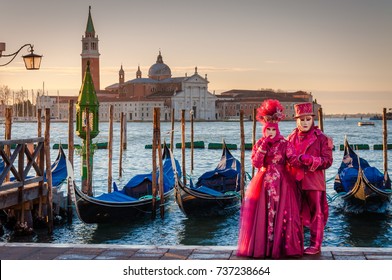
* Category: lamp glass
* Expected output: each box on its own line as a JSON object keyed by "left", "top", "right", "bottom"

{"left": 23, "top": 53, "right": 42, "bottom": 70}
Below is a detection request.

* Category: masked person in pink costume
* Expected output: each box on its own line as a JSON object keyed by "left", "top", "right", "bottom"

{"left": 237, "top": 99, "right": 304, "bottom": 259}
{"left": 287, "top": 102, "right": 333, "bottom": 255}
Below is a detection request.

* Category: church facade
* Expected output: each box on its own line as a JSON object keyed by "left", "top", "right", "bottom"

{"left": 105, "top": 52, "right": 217, "bottom": 121}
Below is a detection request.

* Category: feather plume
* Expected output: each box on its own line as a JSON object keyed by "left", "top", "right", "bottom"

{"left": 256, "top": 99, "right": 285, "bottom": 123}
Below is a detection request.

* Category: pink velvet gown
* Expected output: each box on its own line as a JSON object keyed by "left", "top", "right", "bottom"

{"left": 237, "top": 136, "right": 304, "bottom": 259}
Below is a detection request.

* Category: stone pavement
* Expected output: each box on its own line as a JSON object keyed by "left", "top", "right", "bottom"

{"left": 1, "top": 242, "right": 392, "bottom": 260}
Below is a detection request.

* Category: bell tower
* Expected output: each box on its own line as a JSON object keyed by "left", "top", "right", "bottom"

{"left": 119, "top": 64, "right": 124, "bottom": 84}
{"left": 118, "top": 64, "right": 125, "bottom": 95}
{"left": 81, "top": 6, "right": 100, "bottom": 91}
{"left": 136, "top": 65, "right": 142, "bottom": 79}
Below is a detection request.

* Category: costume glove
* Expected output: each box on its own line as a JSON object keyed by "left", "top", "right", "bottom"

{"left": 300, "top": 154, "right": 313, "bottom": 166}
{"left": 260, "top": 136, "right": 273, "bottom": 152}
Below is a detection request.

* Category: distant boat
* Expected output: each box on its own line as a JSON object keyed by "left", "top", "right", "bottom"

{"left": 358, "top": 121, "right": 374, "bottom": 126}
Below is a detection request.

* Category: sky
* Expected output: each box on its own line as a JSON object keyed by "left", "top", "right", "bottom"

{"left": 1, "top": 0, "right": 391, "bottom": 114}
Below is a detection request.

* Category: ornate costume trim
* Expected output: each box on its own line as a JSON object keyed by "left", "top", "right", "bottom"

{"left": 309, "top": 156, "right": 322, "bottom": 172}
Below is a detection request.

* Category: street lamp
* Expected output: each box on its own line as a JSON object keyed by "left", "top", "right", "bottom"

{"left": 0, "top": 42, "right": 42, "bottom": 70}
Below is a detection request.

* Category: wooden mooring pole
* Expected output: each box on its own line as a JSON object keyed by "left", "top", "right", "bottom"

{"left": 68, "top": 101, "right": 74, "bottom": 167}
{"left": 5, "top": 108, "right": 12, "bottom": 182}
{"left": 383, "top": 108, "right": 388, "bottom": 172}
{"left": 155, "top": 108, "right": 165, "bottom": 219}
{"left": 44, "top": 108, "right": 54, "bottom": 234}
{"left": 119, "top": 112, "right": 124, "bottom": 178}
{"left": 240, "top": 110, "right": 245, "bottom": 202}
{"left": 37, "top": 109, "right": 42, "bottom": 137}
{"left": 252, "top": 108, "right": 256, "bottom": 178}
{"left": 122, "top": 112, "right": 127, "bottom": 150}
{"left": 318, "top": 107, "right": 327, "bottom": 183}
{"left": 181, "top": 110, "right": 186, "bottom": 186}
{"left": 190, "top": 110, "right": 194, "bottom": 173}
{"left": 36, "top": 108, "right": 44, "bottom": 222}
{"left": 151, "top": 108, "right": 158, "bottom": 219}
{"left": 67, "top": 100, "right": 74, "bottom": 222}
{"left": 318, "top": 107, "right": 324, "bottom": 132}
{"left": 171, "top": 108, "right": 175, "bottom": 152}
{"left": 18, "top": 139, "right": 25, "bottom": 226}
{"left": 108, "top": 105, "right": 114, "bottom": 192}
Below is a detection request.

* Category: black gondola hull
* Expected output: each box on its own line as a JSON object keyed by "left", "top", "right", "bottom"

{"left": 175, "top": 182, "right": 240, "bottom": 217}
{"left": 72, "top": 185, "right": 174, "bottom": 223}
{"left": 334, "top": 138, "right": 392, "bottom": 213}
{"left": 174, "top": 142, "right": 242, "bottom": 217}
{"left": 67, "top": 143, "right": 179, "bottom": 224}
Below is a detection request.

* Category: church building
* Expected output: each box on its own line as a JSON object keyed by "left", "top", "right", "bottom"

{"left": 105, "top": 52, "right": 217, "bottom": 120}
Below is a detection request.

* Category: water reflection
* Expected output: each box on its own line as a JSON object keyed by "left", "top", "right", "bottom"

{"left": 70, "top": 203, "right": 186, "bottom": 245}
{"left": 341, "top": 212, "right": 392, "bottom": 247}
{"left": 324, "top": 202, "right": 392, "bottom": 248}
{"left": 177, "top": 213, "right": 240, "bottom": 246}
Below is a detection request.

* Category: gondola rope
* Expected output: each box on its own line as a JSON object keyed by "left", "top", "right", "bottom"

{"left": 327, "top": 192, "right": 347, "bottom": 203}
{"left": 325, "top": 173, "right": 337, "bottom": 183}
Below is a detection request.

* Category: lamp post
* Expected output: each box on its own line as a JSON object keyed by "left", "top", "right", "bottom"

{"left": 0, "top": 42, "right": 43, "bottom": 70}
{"left": 76, "top": 61, "right": 100, "bottom": 195}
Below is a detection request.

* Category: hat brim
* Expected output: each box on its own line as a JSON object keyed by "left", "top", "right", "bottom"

{"left": 294, "top": 113, "right": 315, "bottom": 119}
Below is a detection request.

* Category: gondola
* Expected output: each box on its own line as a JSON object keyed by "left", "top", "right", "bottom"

{"left": 67, "top": 143, "right": 181, "bottom": 224}
{"left": 6, "top": 145, "right": 67, "bottom": 188}
{"left": 333, "top": 138, "right": 392, "bottom": 213}
{"left": 174, "top": 141, "right": 242, "bottom": 217}
{"left": 48, "top": 145, "right": 68, "bottom": 188}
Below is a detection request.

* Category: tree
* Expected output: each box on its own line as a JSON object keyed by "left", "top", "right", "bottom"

{"left": 0, "top": 85, "right": 12, "bottom": 106}
{"left": 13, "top": 89, "right": 28, "bottom": 117}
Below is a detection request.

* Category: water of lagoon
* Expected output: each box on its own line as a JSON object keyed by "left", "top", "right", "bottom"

{"left": 1, "top": 118, "right": 392, "bottom": 248}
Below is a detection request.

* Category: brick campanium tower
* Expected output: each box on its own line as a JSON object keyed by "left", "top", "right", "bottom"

{"left": 81, "top": 6, "right": 100, "bottom": 91}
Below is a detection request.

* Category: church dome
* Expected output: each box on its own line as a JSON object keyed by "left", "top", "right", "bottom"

{"left": 148, "top": 51, "right": 171, "bottom": 80}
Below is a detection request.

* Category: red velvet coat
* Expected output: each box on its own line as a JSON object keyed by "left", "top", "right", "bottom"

{"left": 287, "top": 127, "right": 333, "bottom": 191}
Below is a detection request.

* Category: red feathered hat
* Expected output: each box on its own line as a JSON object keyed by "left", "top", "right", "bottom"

{"left": 256, "top": 99, "right": 285, "bottom": 123}
{"left": 293, "top": 102, "right": 315, "bottom": 118}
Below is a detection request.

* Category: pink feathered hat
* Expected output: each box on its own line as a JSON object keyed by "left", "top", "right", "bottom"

{"left": 256, "top": 99, "right": 285, "bottom": 123}
{"left": 294, "top": 102, "right": 315, "bottom": 118}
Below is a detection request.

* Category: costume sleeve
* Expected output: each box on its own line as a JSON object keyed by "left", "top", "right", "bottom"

{"left": 285, "top": 141, "right": 303, "bottom": 168}
{"left": 251, "top": 138, "right": 267, "bottom": 169}
{"left": 309, "top": 135, "right": 333, "bottom": 172}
